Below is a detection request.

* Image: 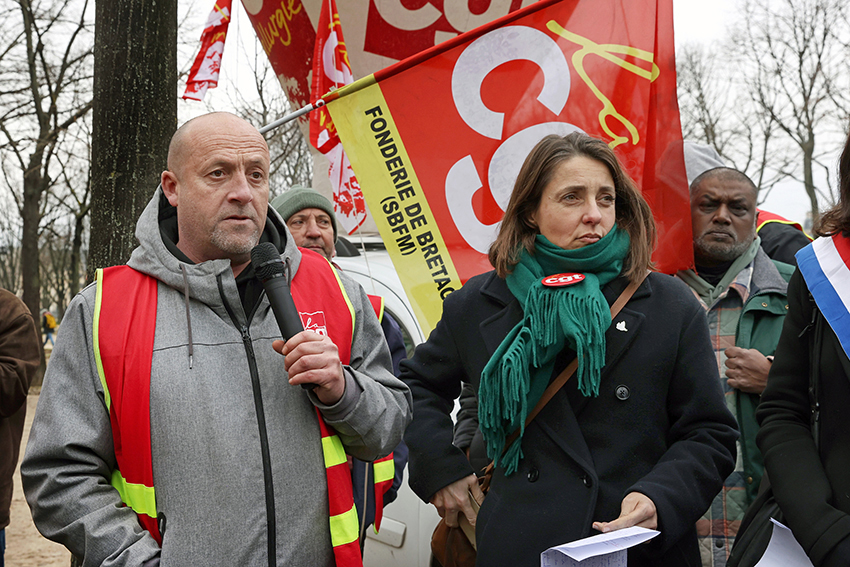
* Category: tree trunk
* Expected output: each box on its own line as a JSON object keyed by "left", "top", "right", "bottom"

{"left": 69, "top": 209, "right": 86, "bottom": 298}
{"left": 21, "top": 149, "right": 47, "bottom": 387}
{"left": 802, "top": 137, "right": 818, "bottom": 226}
{"left": 88, "top": 0, "right": 177, "bottom": 280}
{"left": 21, "top": 151, "right": 44, "bottom": 321}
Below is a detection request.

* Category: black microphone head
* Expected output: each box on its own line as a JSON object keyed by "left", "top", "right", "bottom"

{"left": 251, "top": 242, "right": 285, "bottom": 282}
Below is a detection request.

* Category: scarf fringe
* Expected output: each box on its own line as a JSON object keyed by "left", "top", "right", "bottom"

{"left": 479, "top": 327, "right": 533, "bottom": 470}
{"left": 478, "top": 228, "right": 629, "bottom": 477}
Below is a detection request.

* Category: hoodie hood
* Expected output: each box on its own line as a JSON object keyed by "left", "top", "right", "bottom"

{"left": 127, "top": 186, "right": 302, "bottom": 324}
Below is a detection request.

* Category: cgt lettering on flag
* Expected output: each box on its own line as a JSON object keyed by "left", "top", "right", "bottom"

{"left": 310, "top": 0, "right": 367, "bottom": 235}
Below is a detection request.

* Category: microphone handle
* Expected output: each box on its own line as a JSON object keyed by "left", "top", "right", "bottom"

{"left": 261, "top": 276, "right": 315, "bottom": 390}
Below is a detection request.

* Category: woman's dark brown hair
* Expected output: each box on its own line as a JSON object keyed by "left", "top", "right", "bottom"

{"left": 488, "top": 133, "right": 656, "bottom": 283}
{"left": 815, "top": 128, "right": 850, "bottom": 237}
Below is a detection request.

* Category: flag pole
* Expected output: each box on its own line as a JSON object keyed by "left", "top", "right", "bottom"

{"left": 260, "top": 75, "right": 373, "bottom": 134}
{"left": 259, "top": 99, "right": 326, "bottom": 134}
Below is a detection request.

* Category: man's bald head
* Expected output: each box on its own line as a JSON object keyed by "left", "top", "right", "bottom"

{"left": 167, "top": 112, "right": 268, "bottom": 179}
{"left": 690, "top": 167, "right": 758, "bottom": 198}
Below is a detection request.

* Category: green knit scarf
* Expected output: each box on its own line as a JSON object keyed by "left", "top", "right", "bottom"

{"left": 478, "top": 226, "right": 630, "bottom": 475}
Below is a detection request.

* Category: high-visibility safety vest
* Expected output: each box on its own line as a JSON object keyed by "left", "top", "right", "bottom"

{"left": 368, "top": 295, "right": 385, "bottom": 323}
{"left": 93, "top": 250, "right": 391, "bottom": 565}
{"left": 364, "top": 293, "right": 394, "bottom": 531}
{"left": 756, "top": 209, "right": 813, "bottom": 240}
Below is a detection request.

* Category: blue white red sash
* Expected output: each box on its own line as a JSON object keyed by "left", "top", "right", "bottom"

{"left": 796, "top": 234, "right": 850, "bottom": 358}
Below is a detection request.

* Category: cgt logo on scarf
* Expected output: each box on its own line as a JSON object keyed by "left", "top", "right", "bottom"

{"left": 542, "top": 273, "right": 586, "bottom": 287}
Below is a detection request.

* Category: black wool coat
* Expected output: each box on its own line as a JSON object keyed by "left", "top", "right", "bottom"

{"left": 401, "top": 270, "right": 738, "bottom": 567}
{"left": 757, "top": 269, "right": 850, "bottom": 567}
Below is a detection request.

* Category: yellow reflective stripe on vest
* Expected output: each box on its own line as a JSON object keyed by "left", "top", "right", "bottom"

{"left": 92, "top": 269, "right": 112, "bottom": 411}
{"left": 110, "top": 468, "right": 157, "bottom": 518}
{"left": 374, "top": 459, "right": 394, "bottom": 484}
{"left": 325, "top": 259, "right": 356, "bottom": 334}
{"left": 322, "top": 434, "right": 347, "bottom": 468}
{"left": 329, "top": 503, "right": 360, "bottom": 547}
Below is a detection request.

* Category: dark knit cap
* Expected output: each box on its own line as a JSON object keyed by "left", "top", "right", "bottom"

{"left": 271, "top": 185, "right": 338, "bottom": 242}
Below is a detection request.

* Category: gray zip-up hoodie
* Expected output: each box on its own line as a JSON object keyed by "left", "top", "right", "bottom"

{"left": 21, "top": 188, "right": 412, "bottom": 567}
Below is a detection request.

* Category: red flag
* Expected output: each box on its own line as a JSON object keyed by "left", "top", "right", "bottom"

{"left": 327, "top": 0, "right": 690, "bottom": 333}
{"left": 183, "top": 0, "right": 232, "bottom": 102}
{"left": 309, "top": 0, "right": 367, "bottom": 235}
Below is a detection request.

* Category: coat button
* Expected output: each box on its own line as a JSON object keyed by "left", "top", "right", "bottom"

{"left": 527, "top": 467, "right": 539, "bottom": 483}
{"left": 581, "top": 475, "right": 592, "bottom": 488}
{"left": 615, "top": 385, "right": 630, "bottom": 400}
{"left": 761, "top": 302, "right": 768, "bottom": 307}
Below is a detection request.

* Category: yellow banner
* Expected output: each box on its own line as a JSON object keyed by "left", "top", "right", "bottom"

{"left": 328, "top": 83, "right": 462, "bottom": 333}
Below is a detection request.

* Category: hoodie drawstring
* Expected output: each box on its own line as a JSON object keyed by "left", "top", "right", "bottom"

{"left": 180, "top": 264, "right": 195, "bottom": 369}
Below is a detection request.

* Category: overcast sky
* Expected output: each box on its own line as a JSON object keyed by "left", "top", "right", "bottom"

{"left": 671, "top": 0, "right": 829, "bottom": 228}
{"left": 673, "top": 0, "right": 737, "bottom": 47}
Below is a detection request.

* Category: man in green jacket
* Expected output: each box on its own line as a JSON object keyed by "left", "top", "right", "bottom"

{"left": 676, "top": 167, "right": 793, "bottom": 567}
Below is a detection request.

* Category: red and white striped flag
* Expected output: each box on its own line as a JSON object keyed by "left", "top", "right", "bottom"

{"left": 183, "top": 0, "right": 232, "bottom": 102}
{"left": 309, "top": 0, "right": 367, "bottom": 235}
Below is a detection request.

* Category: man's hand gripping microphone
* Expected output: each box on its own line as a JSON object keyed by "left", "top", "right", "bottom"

{"left": 250, "top": 243, "right": 315, "bottom": 390}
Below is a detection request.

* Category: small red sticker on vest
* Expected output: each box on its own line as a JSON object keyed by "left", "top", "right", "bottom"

{"left": 300, "top": 311, "right": 328, "bottom": 336}
{"left": 541, "top": 273, "right": 585, "bottom": 287}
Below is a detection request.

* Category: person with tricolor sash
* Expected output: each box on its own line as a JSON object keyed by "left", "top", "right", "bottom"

{"left": 20, "top": 112, "right": 411, "bottom": 567}
{"left": 753, "top": 128, "right": 850, "bottom": 566}
{"left": 401, "top": 133, "right": 738, "bottom": 566}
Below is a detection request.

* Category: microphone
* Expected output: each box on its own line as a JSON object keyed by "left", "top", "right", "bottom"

{"left": 250, "top": 242, "right": 314, "bottom": 390}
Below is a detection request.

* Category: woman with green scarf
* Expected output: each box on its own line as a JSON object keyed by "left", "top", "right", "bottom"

{"left": 401, "top": 133, "right": 738, "bottom": 566}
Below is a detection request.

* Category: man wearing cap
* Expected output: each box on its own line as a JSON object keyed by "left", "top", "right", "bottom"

{"left": 675, "top": 160, "right": 793, "bottom": 567}
{"left": 683, "top": 141, "right": 811, "bottom": 266}
{"left": 273, "top": 185, "right": 409, "bottom": 547}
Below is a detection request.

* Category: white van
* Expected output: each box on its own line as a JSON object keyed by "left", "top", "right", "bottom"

{"left": 334, "top": 238, "right": 442, "bottom": 567}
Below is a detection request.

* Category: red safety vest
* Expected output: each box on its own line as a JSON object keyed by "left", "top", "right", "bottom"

{"left": 364, "top": 293, "right": 394, "bottom": 530}
{"left": 93, "top": 249, "right": 390, "bottom": 565}
{"left": 756, "top": 209, "right": 813, "bottom": 241}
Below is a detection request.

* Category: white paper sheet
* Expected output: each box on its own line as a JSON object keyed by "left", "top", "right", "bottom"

{"left": 753, "top": 518, "right": 814, "bottom": 567}
{"left": 541, "top": 527, "right": 660, "bottom": 567}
